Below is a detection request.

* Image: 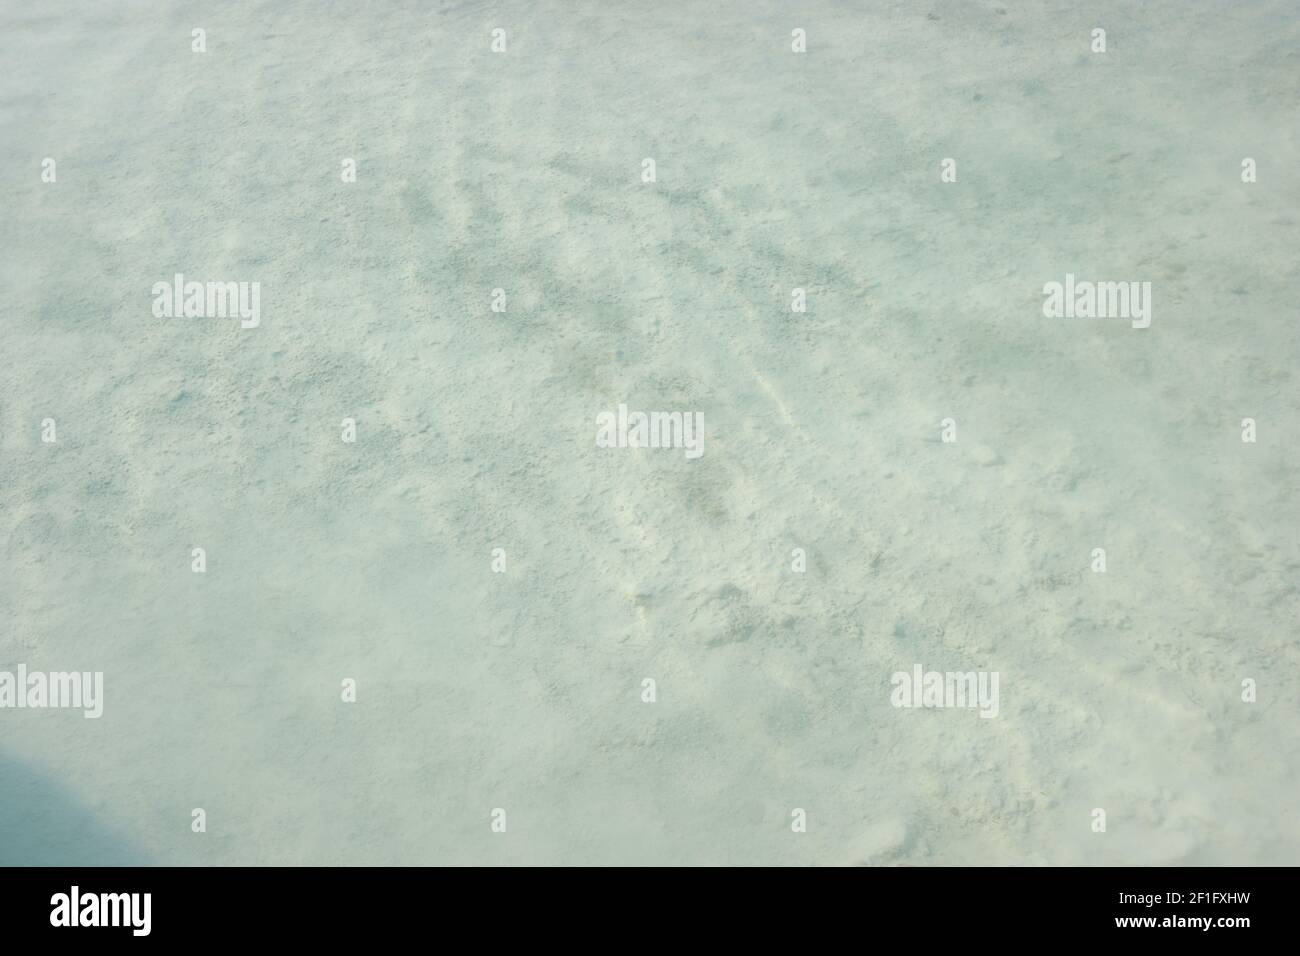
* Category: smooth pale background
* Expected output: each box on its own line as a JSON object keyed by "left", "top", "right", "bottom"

{"left": 1, "top": 0, "right": 1297, "bottom": 865}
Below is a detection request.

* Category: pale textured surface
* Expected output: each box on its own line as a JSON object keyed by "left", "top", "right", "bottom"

{"left": 1, "top": 0, "right": 1297, "bottom": 865}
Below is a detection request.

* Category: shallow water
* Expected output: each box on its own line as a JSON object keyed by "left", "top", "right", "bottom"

{"left": 1, "top": 0, "right": 1297, "bottom": 865}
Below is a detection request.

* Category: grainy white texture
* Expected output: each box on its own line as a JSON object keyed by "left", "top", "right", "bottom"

{"left": 1, "top": 0, "right": 1297, "bottom": 865}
